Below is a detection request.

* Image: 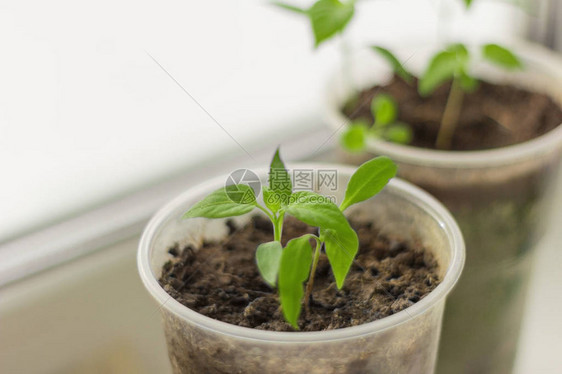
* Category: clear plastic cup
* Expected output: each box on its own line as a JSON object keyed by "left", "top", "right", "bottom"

{"left": 138, "top": 164, "right": 465, "bottom": 374}
{"left": 324, "top": 42, "right": 562, "bottom": 373}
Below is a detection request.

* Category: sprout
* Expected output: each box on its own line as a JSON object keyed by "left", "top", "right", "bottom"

{"left": 341, "top": 94, "right": 413, "bottom": 152}
{"left": 184, "top": 148, "right": 397, "bottom": 328}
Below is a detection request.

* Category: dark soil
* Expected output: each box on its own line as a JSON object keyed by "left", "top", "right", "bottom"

{"left": 343, "top": 75, "right": 562, "bottom": 150}
{"left": 159, "top": 215, "right": 440, "bottom": 332}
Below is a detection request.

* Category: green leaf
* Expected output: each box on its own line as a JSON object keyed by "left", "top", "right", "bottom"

{"left": 183, "top": 185, "right": 256, "bottom": 219}
{"left": 278, "top": 235, "right": 313, "bottom": 328}
{"left": 340, "top": 156, "right": 397, "bottom": 211}
{"left": 286, "top": 191, "right": 350, "bottom": 231}
{"left": 449, "top": 43, "right": 469, "bottom": 62}
{"left": 340, "top": 121, "right": 367, "bottom": 152}
{"left": 367, "top": 126, "right": 385, "bottom": 139}
{"left": 272, "top": 1, "right": 306, "bottom": 14}
{"left": 269, "top": 147, "right": 292, "bottom": 204}
{"left": 307, "top": 0, "right": 355, "bottom": 47}
{"left": 286, "top": 191, "right": 359, "bottom": 288}
{"left": 384, "top": 123, "right": 413, "bottom": 144}
{"left": 419, "top": 44, "right": 470, "bottom": 96}
{"left": 482, "top": 44, "right": 523, "bottom": 70}
{"left": 419, "top": 50, "right": 458, "bottom": 96}
{"left": 321, "top": 226, "right": 358, "bottom": 288}
{"left": 227, "top": 184, "right": 258, "bottom": 205}
{"left": 464, "top": 0, "right": 474, "bottom": 8}
{"left": 256, "top": 241, "right": 283, "bottom": 287}
{"left": 262, "top": 186, "right": 281, "bottom": 213}
{"left": 371, "top": 46, "right": 414, "bottom": 83}
{"left": 371, "top": 94, "right": 397, "bottom": 126}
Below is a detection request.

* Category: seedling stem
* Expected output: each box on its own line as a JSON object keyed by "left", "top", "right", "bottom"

{"left": 436, "top": 77, "right": 464, "bottom": 149}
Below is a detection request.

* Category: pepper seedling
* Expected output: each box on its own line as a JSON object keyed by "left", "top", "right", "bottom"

{"left": 420, "top": 43, "right": 523, "bottom": 149}
{"left": 369, "top": 43, "right": 523, "bottom": 149}
{"left": 341, "top": 93, "right": 413, "bottom": 152}
{"left": 183, "top": 148, "right": 397, "bottom": 328}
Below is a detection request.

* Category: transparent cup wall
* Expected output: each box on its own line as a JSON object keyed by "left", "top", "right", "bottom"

{"left": 394, "top": 151, "right": 561, "bottom": 374}
{"left": 138, "top": 168, "right": 464, "bottom": 374}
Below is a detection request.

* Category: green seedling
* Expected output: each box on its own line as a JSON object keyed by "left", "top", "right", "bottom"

{"left": 273, "top": 0, "right": 356, "bottom": 47}
{"left": 341, "top": 94, "right": 413, "bottom": 152}
{"left": 184, "top": 148, "right": 397, "bottom": 328}
{"left": 371, "top": 43, "right": 523, "bottom": 149}
{"left": 420, "top": 43, "right": 523, "bottom": 149}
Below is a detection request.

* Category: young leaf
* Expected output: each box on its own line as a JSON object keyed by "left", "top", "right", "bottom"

{"left": 340, "top": 121, "right": 367, "bottom": 152}
{"left": 385, "top": 124, "right": 413, "bottom": 144}
{"left": 419, "top": 44, "right": 470, "bottom": 96}
{"left": 340, "top": 156, "right": 397, "bottom": 211}
{"left": 308, "top": 0, "right": 355, "bottom": 47}
{"left": 256, "top": 241, "right": 283, "bottom": 287}
{"left": 286, "top": 191, "right": 351, "bottom": 232}
{"left": 419, "top": 50, "right": 459, "bottom": 96}
{"left": 183, "top": 185, "right": 256, "bottom": 219}
{"left": 262, "top": 186, "right": 281, "bottom": 213}
{"left": 286, "top": 191, "right": 359, "bottom": 288}
{"left": 269, "top": 148, "right": 292, "bottom": 204}
{"left": 482, "top": 44, "right": 523, "bottom": 70}
{"left": 272, "top": 1, "right": 306, "bottom": 14}
{"left": 448, "top": 43, "right": 470, "bottom": 62}
{"left": 372, "top": 94, "right": 397, "bottom": 127}
{"left": 371, "top": 46, "right": 414, "bottom": 83}
{"left": 321, "top": 226, "right": 358, "bottom": 288}
{"left": 278, "top": 235, "right": 313, "bottom": 328}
